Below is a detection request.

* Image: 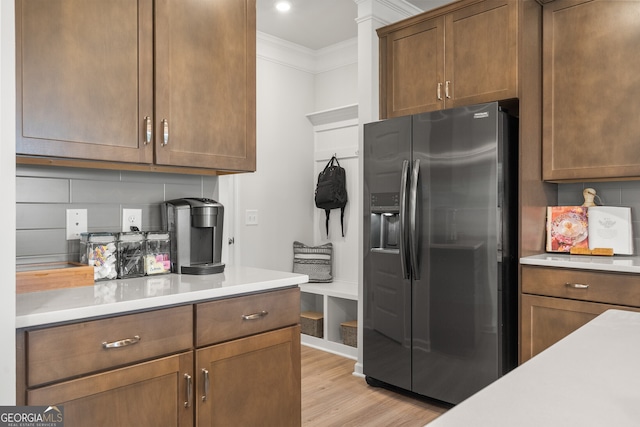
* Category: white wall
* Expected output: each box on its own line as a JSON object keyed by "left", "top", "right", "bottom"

{"left": 310, "top": 42, "right": 359, "bottom": 284}
{"left": 314, "top": 61, "right": 358, "bottom": 112}
{"left": 1, "top": 0, "right": 17, "bottom": 404}
{"left": 230, "top": 36, "right": 316, "bottom": 272}
{"left": 230, "top": 33, "right": 360, "bottom": 282}
{"left": 312, "top": 132, "right": 359, "bottom": 284}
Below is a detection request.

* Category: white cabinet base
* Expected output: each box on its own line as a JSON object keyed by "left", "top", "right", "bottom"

{"left": 300, "top": 281, "right": 358, "bottom": 359}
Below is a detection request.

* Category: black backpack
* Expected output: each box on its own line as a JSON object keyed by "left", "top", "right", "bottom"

{"left": 315, "top": 155, "right": 348, "bottom": 237}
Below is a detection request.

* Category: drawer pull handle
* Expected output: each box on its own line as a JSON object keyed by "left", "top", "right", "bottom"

{"left": 202, "top": 369, "right": 210, "bottom": 402}
{"left": 162, "top": 119, "right": 169, "bottom": 145}
{"left": 242, "top": 310, "right": 269, "bottom": 321}
{"left": 144, "top": 116, "right": 152, "bottom": 145}
{"left": 565, "top": 282, "right": 589, "bottom": 289}
{"left": 102, "top": 335, "right": 141, "bottom": 349}
{"left": 184, "top": 374, "right": 193, "bottom": 408}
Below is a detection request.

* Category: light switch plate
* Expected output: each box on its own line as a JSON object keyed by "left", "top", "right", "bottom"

{"left": 245, "top": 209, "right": 258, "bottom": 225}
{"left": 66, "top": 209, "right": 87, "bottom": 240}
{"left": 122, "top": 209, "right": 142, "bottom": 232}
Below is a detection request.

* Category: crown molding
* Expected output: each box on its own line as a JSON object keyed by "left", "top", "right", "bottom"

{"left": 355, "top": 0, "right": 421, "bottom": 25}
{"left": 257, "top": 32, "right": 357, "bottom": 75}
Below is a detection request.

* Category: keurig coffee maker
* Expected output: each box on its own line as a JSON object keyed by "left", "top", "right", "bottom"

{"left": 162, "top": 198, "right": 225, "bottom": 274}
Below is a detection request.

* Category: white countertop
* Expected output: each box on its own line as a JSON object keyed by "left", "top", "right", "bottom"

{"left": 521, "top": 253, "right": 640, "bottom": 273}
{"left": 16, "top": 265, "right": 308, "bottom": 329}
{"left": 427, "top": 309, "right": 640, "bottom": 427}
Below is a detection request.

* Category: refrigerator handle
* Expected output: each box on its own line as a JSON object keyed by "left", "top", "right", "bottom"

{"left": 399, "top": 160, "right": 410, "bottom": 279}
{"left": 497, "top": 206, "right": 503, "bottom": 260}
{"left": 409, "top": 159, "right": 420, "bottom": 280}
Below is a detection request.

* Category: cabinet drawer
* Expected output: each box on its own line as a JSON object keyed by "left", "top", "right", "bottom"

{"left": 26, "top": 305, "right": 193, "bottom": 387}
{"left": 522, "top": 266, "right": 640, "bottom": 307}
{"left": 196, "top": 287, "right": 300, "bottom": 347}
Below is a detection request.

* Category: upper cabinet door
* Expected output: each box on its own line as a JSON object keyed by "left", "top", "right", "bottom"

{"left": 543, "top": 0, "right": 640, "bottom": 181}
{"left": 16, "top": 0, "right": 154, "bottom": 163}
{"left": 154, "top": 0, "right": 256, "bottom": 172}
{"left": 381, "top": 17, "right": 445, "bottom": 118}
{"left": 445, "top": 0, "right": 517, "bottom": 108}
{"left": 378, "top": 0, "right": 518, "bottom": 119}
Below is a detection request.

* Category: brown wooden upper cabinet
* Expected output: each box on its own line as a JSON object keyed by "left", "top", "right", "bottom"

{"left": 542, "top": 0, "right": 640, "bottom": 181}
{"left": 377, "top": 0, "right": 518, "bottom": 118}
{"left": 16, "top": 0, "right": 256, "bottom": 173}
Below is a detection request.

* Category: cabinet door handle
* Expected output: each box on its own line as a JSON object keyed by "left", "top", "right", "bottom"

{"left": 242, "top": 310, "right": 269, "bottom": 320}
{"left": 162, "top": 119, "right": 169, "bottom": 145}
{"left": 445, "top": 81, "right": 451, "bottom": 99}
{"left": 437, "top": 82, "right": 442, "bottom": 101}
{"left": 144, "top": 116, "right": 152, "bottom": 145}
{"left": 102, "top": 335, "right": 141, "bottom": 349}
{"left": 565, "top": 282, "right": 589, "bottom": 289}
{"left": 202, "top": 368, "right": 210, "bottom": 402}
{"left": 184, "top": 374, "right": 193, "bottom": 408}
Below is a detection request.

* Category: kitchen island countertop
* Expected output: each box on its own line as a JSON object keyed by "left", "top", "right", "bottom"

{"left": 426, "top": 309, "right": 640, "bottom": 426}
{"left": 521, "top": 253, "right": 640, "bottom": 273}
{"left": 16, "top": 265, "right": 308, "bottom": 328}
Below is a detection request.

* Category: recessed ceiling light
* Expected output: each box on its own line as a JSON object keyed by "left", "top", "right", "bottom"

{"left": 275, "top": 1, "right": 291, "bottom": 13}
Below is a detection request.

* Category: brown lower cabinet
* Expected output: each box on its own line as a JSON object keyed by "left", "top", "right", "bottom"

{"left": 520, "top": 266, "right": 640, "bottom": 363}
{"left": 27, "top": 352, "right": 194, "bottom": 427}
{"left": 17, "top": 287, "right": 301, "bottom": 427}
{"left": 196, "top": 326, "right": 301, "bottom": 426}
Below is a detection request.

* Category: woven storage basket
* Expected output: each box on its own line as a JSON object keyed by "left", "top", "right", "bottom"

{"left": 300, "top": 311, "right": 323, "bottom": 338}
{"left": 341, "top": 320, "right": 357, "bottom": 347}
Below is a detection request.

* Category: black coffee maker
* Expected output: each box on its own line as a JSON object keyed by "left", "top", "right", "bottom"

{"left": 162, "top": 198, "right": 225, "bottom": 274}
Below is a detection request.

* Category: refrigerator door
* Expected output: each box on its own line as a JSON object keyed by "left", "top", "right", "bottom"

{"left": 411, "top": 102, "right": 502, "bottom": 404}
{"left": 363, "top": 115, "right": 412, "bottom": 390}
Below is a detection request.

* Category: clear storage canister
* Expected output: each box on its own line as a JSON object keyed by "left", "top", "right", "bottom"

{"left": 117, "top": 232, "right": 146, "bottom": 279}
{"left": 145, "top": 231, "right": 171, "bottom": 275}
{"left": 80, "top": 232, "right": 118, "bottom": 281}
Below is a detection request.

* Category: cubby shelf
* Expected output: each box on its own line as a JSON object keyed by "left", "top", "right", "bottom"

{"left": 299, "top": 281, "right": 358, "bottom": 359}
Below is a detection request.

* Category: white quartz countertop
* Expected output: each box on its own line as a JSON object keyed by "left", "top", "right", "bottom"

{"left": 16, "top": 265, "right": 308, "bottom": 329}
{"left": 427, "top": 309, "right": 640, "bottom": 427}
{"left": 521, "top": 253, "right": 640, "bottom": 273}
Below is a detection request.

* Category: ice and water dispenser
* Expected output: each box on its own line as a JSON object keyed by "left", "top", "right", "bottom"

{"left": 370, "top": 192, "right": 401, "bottom": 252}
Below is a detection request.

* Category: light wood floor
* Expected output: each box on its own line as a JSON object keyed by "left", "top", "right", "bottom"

{"left": 301, "top": 345, "right": 450, "bottom": 427}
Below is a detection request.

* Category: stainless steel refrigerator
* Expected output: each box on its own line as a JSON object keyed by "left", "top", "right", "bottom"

{"left": 363, "top": 102, "right": 518, "bottom": 405}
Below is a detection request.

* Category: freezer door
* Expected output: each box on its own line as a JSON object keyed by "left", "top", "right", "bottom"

{"left": 411, "top": 102, "right": 504, "bottom": 404}
{"left": 363, "top": 116, "right": 412, "bottom": 390}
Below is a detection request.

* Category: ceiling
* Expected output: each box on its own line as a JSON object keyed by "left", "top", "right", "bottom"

{"left": 256, "top": 0, "right": 453, "bottom": 51}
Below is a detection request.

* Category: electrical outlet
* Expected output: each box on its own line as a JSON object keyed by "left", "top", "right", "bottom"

{"left": 66, "top": 209, "right": 87, "bottom": 240}
{"left": 122, "top": 209, "right": 142, "bottom": 232}
{"left": 245, "top": 209, "right": 258, "bottom": 225}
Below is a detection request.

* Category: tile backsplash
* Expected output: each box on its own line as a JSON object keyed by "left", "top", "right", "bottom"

{"left": 558, "top": 181, "right": 640, "bottom": 254}
{"left": 16, "top": 164, "right": 219, "bottom": 265}
{"left": 16, "top": 165, "right": 640, "bottom": 264}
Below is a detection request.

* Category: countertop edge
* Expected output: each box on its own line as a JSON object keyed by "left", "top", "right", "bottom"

{"left": 16, "top": 266, "right": 309, "bottom": 329}
{"left": 425, "top": 309, "right": 640, "bottom": 427}
{"left": 520, "top": 253, "right": 640, "bottom": 274}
